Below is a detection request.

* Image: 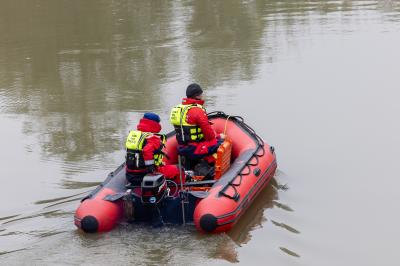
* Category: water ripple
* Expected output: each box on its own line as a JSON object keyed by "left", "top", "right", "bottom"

{"left": 0, "top": 248, "right": 28, "bottom": 257}
{"left": 0, "top": 214, "right": 20, "bottom": 222}
{"left": 34, "top": 191, "right": 88, "bottom": 205}
{"left": 271, "top": 220, "right": 301, "bottom": 234}
{"left": 279, "top": 246, "right": 301, "bottom": 258}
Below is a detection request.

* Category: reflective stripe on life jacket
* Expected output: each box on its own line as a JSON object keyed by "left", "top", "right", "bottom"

{"left": 153, "top": 134, "right": 166, "bottom": 166}
{"left": 169, "top": 104, "right": 205, "bottom": 144}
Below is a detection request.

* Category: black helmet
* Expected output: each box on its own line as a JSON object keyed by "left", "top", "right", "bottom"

{"left": 186, "top": 83, "right": 203, "bottom": 98}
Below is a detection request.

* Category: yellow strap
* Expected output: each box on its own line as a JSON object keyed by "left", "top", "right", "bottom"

{"left": 223, "top": 115, "right": 231, "bottom": 136}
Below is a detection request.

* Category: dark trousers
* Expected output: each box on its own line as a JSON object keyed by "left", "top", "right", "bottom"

{"left": 178, "top": 139, "right": 222, "bottom": 169}
{"left": 177, "top": 140, "right": 222, "bottom": 160}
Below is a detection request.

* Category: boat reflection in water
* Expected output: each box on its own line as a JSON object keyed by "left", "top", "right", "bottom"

{"left": 206, "top": 177, "right": 279, "bottom": 263}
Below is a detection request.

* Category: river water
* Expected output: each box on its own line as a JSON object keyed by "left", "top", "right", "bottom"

{"left": 1, "top": 1, "right": 399, "bottom": 265}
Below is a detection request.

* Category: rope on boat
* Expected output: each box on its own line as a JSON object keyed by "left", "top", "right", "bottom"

{"left": 223, "top": 115, "right": 231, "bottom": 136}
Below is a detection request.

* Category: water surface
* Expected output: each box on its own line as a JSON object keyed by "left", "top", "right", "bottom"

{"left": 1, "top": 1, "right": 400, "bottom": 265}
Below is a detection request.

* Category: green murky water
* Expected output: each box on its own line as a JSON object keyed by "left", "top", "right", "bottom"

{"left": 1, "top": 1, "right": 400, "bottom": 265}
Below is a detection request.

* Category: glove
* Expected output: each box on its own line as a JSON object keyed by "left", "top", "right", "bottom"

{"left": 146, "top": 164, "right": 156, "bottom": 173}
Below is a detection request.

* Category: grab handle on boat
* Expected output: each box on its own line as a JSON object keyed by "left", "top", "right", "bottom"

{"left": 219, "top": 189, "right": 240, "bottom": 202}
{"left": 219, "top": 183, "right": 240, "bottom": 202}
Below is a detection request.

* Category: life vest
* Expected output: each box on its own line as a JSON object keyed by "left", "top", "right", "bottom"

{"left": 125, "top": 130, "right": 166, "bottom": 170}
{"left": 170, "top": 104, "right": 205, "bottom": 145}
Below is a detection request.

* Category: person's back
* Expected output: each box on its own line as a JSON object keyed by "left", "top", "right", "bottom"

{"left": 170, "top": 83, "right": 221, "bottom": 167}
{"left": 125, "top": 113, "right": 164, "bottom": 185}
{"left": 125, "top": 112, "right": 183, "bottom": 186}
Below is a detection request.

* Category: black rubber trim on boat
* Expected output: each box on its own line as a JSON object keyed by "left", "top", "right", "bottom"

{"left": 200, "top": 214, "right": 218, "bottom": 232}
{"left": 217, "top": 160, "right": 276, "bottom": 219}
{"left": 80, "top": 215, "right": 99, "bottom": 233}
{"left": 81, "top": 163, "right": 125, "bottom": 202}
{"left": 184, "top": 180, "right": 216, "bottom": 187}
{"left": 214, "top": 160, "right": 277, "bottom": 227}
{"left": 218, "top": 175, "right": 273, "bottom": 226}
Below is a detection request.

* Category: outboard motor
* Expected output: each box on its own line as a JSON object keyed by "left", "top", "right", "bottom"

{"left": 141, "top": 174, "right": 167, "bottom": 227}
{"left": 141, "top": 174, "right": 167, "bottom": 204}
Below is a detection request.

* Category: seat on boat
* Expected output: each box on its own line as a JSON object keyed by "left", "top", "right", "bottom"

{"left": 187, "top": 138, "right": 232, "bottom": 184}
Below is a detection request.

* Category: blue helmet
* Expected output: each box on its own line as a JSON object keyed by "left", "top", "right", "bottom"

{"left": 143, "top": 112, "right": 161, "bottom": 123}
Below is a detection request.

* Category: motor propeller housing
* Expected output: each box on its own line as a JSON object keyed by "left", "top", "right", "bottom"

{"left": 141, "top": 174, "right": 167, "bottom": 204}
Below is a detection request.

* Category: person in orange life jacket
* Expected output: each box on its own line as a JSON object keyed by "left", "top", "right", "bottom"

{"left": 125, "top": 112, "right": 183, "bottom": 185}
{"left": 170, "top": 83, "right": 222, "bottom": 166}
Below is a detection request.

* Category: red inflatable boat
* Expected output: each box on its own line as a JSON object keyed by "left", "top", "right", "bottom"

{"left": 74, "top": 112, "right": 277, "bottom": 233}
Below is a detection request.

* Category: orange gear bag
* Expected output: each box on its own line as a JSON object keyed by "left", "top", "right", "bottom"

{"left": 214, "top": 137, "right": 232, "bottom": 179}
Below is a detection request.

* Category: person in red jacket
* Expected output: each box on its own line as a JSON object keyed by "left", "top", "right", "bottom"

{"left": 125, "top": 112, "right": 182, "bottom": 185}
{"left": 170, "top": 83, "right": 222, "bottom": 168}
